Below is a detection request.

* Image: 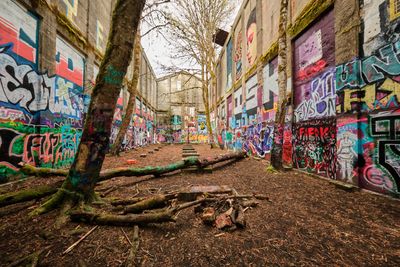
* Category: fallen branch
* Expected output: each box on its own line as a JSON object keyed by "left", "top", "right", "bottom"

{"left": 0, "top": 201, "right": 35, "bottom": 217}
{"left": 69, "top": 210, "right": 175, "bottom": 226}
{"left": 197, "top": 152, "right": 246, "bottom": 168}
{"left": 124, "top": 194, "right": 176, "bottom": 214}
{"left": 125, "top": 225, "right": 139, "bottom": 267}
{"left": 63, "top": 226, "right": 98, "bottom": 255}
{"left": 20, "top": 152, "right": 246, "bottom": 181}
{"left": 111, "top": 197, "right": 147, "bottom": 206}
{"left": 121, "top": 228, "right": 132, "bottom": 246}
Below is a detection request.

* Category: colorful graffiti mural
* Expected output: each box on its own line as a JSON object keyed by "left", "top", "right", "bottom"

{"left": 110, "top": 94, "right": 155, "bottom": 150}
{"left": 226, "top": 38, "right": 233, "bottom": 89}
{"left": 0, "top": 0, "right": 38, "bottom": 65}
{"left": 292, "top": 118, "right": 337, "bottom": 178}
{"left": 246, "top": 7, "right": 257, "bottom": 67}
{"left": 0, "top": 3, "right": 87, "bottom": 181}
{"left": 336, "top": 40, "right": 400, "bottom": 113}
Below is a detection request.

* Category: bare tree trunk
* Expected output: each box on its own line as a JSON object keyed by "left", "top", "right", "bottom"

{"left": 271, "top": 0, "right": 288, "bottom": 170}
{"left": 110, "top": 32, "right": 141, "bottom": 156}
{"left": 201, "top": 63, "right": 215, "bottom": 147}
{"left": 30, "top": 0, "right": 146, "bottom": 216}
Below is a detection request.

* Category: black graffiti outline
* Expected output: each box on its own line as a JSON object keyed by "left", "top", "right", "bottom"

{"left": 377, "top": 140, "right": 400, "bottom": 190}
{"left": 369, "top": 112, "right": 400, "bottom": 190}
{"left": 0, "top": 128, "right": 23, "bottom": 170}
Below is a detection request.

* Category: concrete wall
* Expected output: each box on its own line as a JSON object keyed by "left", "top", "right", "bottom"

{"left": 212, "top": 0, "right": 400, "bottom": 197}
{"left": 0, "top": 0, "right": 157, "bottom": 181}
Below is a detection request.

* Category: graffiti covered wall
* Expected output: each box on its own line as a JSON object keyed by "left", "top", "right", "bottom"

{"left": 110, "top": 95, "right": 156, "bottom": 150}
{"left": 292, "top": 9, "right": 336, "bottom": 178}
{"left": 212, "top": 0, "right": 400, "bottom": 196}
{"left": 0, "top": 3, "right": 88, "bottom": 182}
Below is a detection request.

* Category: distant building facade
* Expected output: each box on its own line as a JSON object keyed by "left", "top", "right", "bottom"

{"left": 156, "top": 72, "right": 207, "bottom": 143}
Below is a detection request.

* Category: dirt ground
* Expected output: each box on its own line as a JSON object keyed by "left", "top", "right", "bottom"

{"left": 0, "top": 144, "right": 399, "bottom": 266}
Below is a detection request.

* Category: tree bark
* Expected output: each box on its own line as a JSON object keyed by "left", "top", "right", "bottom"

{"left": 0, "top": 181, "right": 62, "bottom": 208}
{"left": 110, "top": 31, "right": 141, "bottom": 156}
{"left": 21, "top": 152, "right": 246, "bottom": 181}
{"left": 70, "top": 210, "right": 175, "bottom": 226}
{"left": 123, "top": 194, "right": 176, "bottom": 214}
{"left": 201, "top": 62, "right": 215, "bottom": 147}
{"left": 197, "top": 151, "right": 246, "bottom": 168}
{"left": 30, "top": 0, "right": 146, "bottom": 216}
{"left": 271, "top": 0, "right": 289, "bottom": 170}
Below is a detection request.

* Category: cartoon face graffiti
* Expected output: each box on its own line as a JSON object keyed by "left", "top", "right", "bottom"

{"left": 246, "top": 8, "right": 257, "bottom": 66}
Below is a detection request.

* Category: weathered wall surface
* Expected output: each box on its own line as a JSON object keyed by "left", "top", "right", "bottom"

{"left": 213, "top": 0, "right": 400, "bottom": 196}
{"left": 0, "top": 0, "right": 157, "bottom": 182}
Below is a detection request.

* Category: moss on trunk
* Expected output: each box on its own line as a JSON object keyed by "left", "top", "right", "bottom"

{"left": 30, "top": 0, "right": 146, "bottom": 216}
{"left": 0, "top": 182, "right": 61, "bottom": 208}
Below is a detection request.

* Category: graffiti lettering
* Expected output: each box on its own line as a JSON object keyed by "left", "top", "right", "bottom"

{"left": 336, "top": 40, "right": 400, "bottom": 91}
{"left": 0, "top": 46, "right": 83, "bottom": 119}
{"left": 295, "top": 69, "right": 336, "bottom": 121}
{"left": 293, "top": 118, "right": 336, "bottom": 178}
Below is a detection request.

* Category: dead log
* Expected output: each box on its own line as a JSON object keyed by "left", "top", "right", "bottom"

{"left": 0, "top": 181, "right": 62, "bottom": 208}
{"left": 123, "top": 194, "right": 176, "bottom": 214}
{"left": 97, "top": 157, "right": 199, "bottom": 181}
{"left": 20, "top": 157, "right": 199, "bottom": 180}
{"left": 5, "top": 153, "right": 248, "bottom": 208}
{"left": 198, "top": 152, "right": 246, "bottom": 168}
{"left": 241, "top": 200, "right": 259, "bottom": 208}
{"left": 69, "top": 210, "right": 175, "bottom": 226}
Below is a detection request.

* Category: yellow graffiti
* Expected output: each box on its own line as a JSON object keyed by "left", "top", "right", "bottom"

{"left": 340, "top": 78, "right": 400, "bottom": 112}
{"left": 378, "top": 78, "right": 400, "bottom": 106}
{"left": 62, "top": 0, "right": 79, "bottom": 21}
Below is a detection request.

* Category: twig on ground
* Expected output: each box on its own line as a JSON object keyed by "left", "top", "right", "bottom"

{"left": 121, "top": 228, "right": 133, "bottom": 246}
{"left": 63, "top": 226, "right": 99, "bottom": 255}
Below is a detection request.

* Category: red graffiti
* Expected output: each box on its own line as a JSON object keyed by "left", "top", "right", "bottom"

{"left": 297, "top": 59, "right": 327, "bottom": 81}
{"left": 298, "top": 126, "right": 330, "bottom": 141}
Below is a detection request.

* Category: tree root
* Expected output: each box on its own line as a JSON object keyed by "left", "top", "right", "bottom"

{"left": 8, "top": 246, "right": 50, "bottom": 267}
{"left": 69, "top": 210, "right": 176, "bottom": 226}
{"left": 2, "top": 152, "right": 247, "bottom": 213}
{"left": 0, "top": 181, "right": 62, "bottom": 208}
{"left": 20, "top": 164, "right": 69, "bottom": 177}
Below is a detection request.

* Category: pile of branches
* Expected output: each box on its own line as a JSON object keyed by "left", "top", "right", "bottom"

{"left": 70, "top": 189, "right": 270, "bottom": 230}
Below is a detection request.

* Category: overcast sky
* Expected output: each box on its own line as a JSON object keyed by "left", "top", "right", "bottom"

{"left": 141, "top": 0, "right": 242, "bottom": 78}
